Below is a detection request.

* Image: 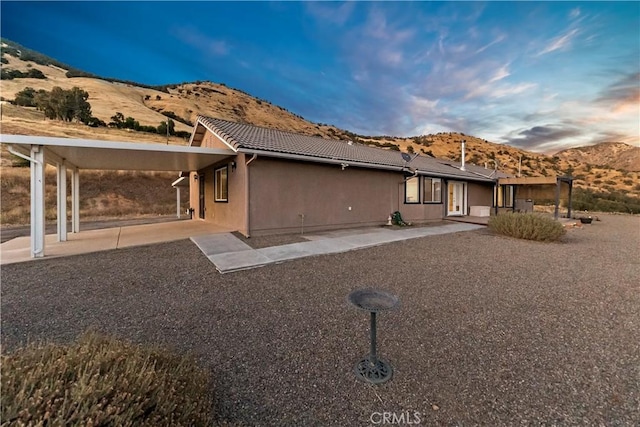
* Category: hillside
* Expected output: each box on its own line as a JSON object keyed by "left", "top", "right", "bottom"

{"left": 1, "top": 39, "right": 639, "bottom": 225}
{"left": 555, "top": 142, "right": 640, "bottom": 172}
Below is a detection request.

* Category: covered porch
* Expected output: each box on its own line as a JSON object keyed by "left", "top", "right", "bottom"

{"left": 1, "top": 134, "right": 234, "bottom": 259}
{"left": 497, "top": 176, "right": 574, "bottom": 219}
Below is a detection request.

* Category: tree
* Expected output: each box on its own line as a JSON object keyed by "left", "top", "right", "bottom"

{"left": 110, "top": 112, "right": 125, "bottom": 128}
{"left": 14, "top": 87, "right": 37, "bottom": 106}
{"left": 33, "top": 86, "right": 91, "bottom": 123}
{"left": 157, "top": 119, "right": 175, "bottom": 136}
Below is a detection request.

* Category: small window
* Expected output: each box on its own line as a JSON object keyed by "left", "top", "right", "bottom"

{"left": 497, "top": 185, "right": 514, "bottom": 208}
{"left": 423, "top": 177, "right": 442, "bottom": 203}
{"left": 214, "top": 166, "right": 228, "bottom": 202}
{"left": 405, "top": 177, "right": 420, "bottom": 204}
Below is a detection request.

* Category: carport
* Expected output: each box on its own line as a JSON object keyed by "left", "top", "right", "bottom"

{"left": 1, "top": 134, "right": 234, "bottom": 258}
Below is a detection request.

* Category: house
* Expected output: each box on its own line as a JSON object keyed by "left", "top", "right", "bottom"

{"left": 1, "top": 117, "right": 572, "bottom": 259}
{"left": 183, "top": 116, "right": 513, "bottom": 237}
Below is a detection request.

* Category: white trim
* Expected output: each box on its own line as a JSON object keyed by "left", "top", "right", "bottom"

{"left": 57, "top": 163, "right": 67, "bottom": 242}
{"left": 71, "top": 168, "right": 80, "bottom": 233}
{"left": 1, "top": 134, "right": 226, "bottom": 155}
{"left": 193, "top": 118, "right": 239, "bottom": 152}
{"left": 214, "top": 165, "right": 228, "bottom": 202}
{"left": 447, "top": 181, "right": 466, "bottom": 216}
{"left": 30, "top": 146, "right": 45, "bottom": 257}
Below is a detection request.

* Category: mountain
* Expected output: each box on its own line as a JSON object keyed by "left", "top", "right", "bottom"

{"left": 1, "top": 38, "right": 639, "bottom": 218}
{"left": 555, "top": 142, "right": 640, "bottom": 172}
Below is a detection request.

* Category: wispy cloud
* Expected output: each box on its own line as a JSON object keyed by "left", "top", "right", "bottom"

{"left": 537, "top": 28, "right": 579, "bottom": 56}
{"left": 475, "top": 34, "right": 506, "bottom": 54}
{"left": 569, "top": 8, "right": 581, "bottom": 19}
{"left": 172, "top": 26, "right": 229, "bottom": 56}
{"left": 595, "top": 72, "right": 640, "bottom": 114}
{"left": 305, "top": 2, "right": 355, "bottom": 26}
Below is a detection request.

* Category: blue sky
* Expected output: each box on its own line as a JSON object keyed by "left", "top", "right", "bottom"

{"left": 1, "top": 1, "right": 638, "bottom": 153}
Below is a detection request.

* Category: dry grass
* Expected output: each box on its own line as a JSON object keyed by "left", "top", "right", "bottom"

{"left": 1, "top": 331, "right": 213, "bottom": 426}
{"left": 0, "top": 166, "right": 188, "bottom": 225}
{"left": 488, "top": 212, "right": 566, "bottom": 242}
{"left": 1, "top": 52, "right": 638, "bottom": 213}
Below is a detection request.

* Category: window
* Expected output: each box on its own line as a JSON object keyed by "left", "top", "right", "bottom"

{"left": 214, "top": 166, "right": 228, "bottom": 202}
{"left": 497, "top": 185, "right": 514, "bottom": 207}
{"left": 423, "top": 177, "right": 442, "bottom": 203}
{"left": 405, "top": 177, "right": 420, "bottom": 203}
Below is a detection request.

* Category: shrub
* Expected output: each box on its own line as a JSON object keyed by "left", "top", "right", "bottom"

{"left": 488, "top": 212, "right": 566, "bottom": 242}
{"left": 1, "top": 332, "right": 213, "bottom": 426}
{"left": 570, "top": 187, "right": 640, "bottom": 214}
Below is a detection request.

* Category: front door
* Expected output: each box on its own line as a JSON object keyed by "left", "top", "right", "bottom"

{"left": 448, "top": 182, "right": 465, "bottom": 216}
{"left": 198, "top": 174, "right": 205, "bottom": 219}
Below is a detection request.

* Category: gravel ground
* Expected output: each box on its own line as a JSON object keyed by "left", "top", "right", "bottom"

{"left": 2, "top": 214, "right": 639, "bottom": 426}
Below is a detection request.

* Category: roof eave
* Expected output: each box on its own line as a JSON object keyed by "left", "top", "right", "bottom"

{"left": 238, "top": 148, "right": 497, "bottom": 182}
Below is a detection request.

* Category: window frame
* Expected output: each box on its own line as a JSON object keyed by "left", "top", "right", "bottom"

{"left": 214, "top": 165, "right": 228, "bottom": 203}
{"left": 404, "top": 176, "right": 421, "bottom": 204}
{"left": 497, "top": 184, "right": 514, "bottom": 208}
{"left": 422, "top": 177, "right": 442, "bottom": 204}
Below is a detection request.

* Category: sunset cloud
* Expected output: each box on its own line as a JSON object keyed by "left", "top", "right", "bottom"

{"left": 2, "top": 1, "right": 637, "bottom": 152}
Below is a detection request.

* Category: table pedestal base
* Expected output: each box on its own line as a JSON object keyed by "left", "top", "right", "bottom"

{"left": 354, "top": 356, "right": 393, "bottom": 384}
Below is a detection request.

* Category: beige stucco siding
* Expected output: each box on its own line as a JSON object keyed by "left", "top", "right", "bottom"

{"left": 201, "top": 130, "right": 235, "bottom": 150}
{"left": 187, "top": 144, "right": 496, "bottom": 234}
{"left": 246, "top": 158, "right": 449, "bottom": 235}
{"left": 467, "top": 181, "right": 494, "bottom": 208}
{"left": 249, "top": 158, "right": 395, "bottom": 234}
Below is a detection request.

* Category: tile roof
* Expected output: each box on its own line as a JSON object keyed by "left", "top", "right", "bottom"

{"left": 195, "top": 116, "right": 507, "bottom": 182}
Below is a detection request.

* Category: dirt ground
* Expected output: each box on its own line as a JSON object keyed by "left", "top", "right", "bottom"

{"left": 1, "top": 214, "right": 639, "bottom": 426}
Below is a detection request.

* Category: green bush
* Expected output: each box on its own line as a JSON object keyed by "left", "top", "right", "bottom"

{"left": 1, "top": 332, "right": 213, "bottom": 426}
{"left": 488, "top": 212, "right": 566, "bottom": 242}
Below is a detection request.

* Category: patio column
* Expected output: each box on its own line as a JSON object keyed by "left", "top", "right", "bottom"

{"left": 71, "top": 167, "right": 80, "bottom": 233}
{"left": 176, "top": 186, "right": 181, "bottom": 219}
{"left": 30, "top": 145, "right": 45, "bottom": 258}
{"left": 56, "top": 162, "right": 67, "bottom": 241}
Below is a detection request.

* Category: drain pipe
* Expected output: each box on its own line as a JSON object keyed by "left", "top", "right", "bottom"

{"left": 243, "top": 153, "right": 257, "bottom": 237}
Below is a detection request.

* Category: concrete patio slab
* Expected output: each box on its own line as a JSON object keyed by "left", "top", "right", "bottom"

{"left": 209, "top": 250, "right": 272, "bottom": 273}
{"left": 191, "top": 233, "right": 253, "bottom": 256}
{"left": 195, "top": 222, "right": 485, "bottom": 273}
{"left": 1, "top": 220, "right": 231, "bottom": 265}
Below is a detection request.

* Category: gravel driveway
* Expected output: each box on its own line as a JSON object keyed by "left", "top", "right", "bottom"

{"left": 2, "top": 214, "right": 639, "bottom": 426}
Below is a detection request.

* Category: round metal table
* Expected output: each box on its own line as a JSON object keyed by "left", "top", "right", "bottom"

{"left": 348, "top": 288, "right": 399, "bottom": 384}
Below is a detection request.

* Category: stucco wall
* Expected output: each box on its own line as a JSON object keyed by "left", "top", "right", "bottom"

{"left": 467, "top": 181, "right": 494, "bottom": 208}
{"left": 247, "top": 157, "right": 453, "bottom": 235}
{"left": 188, "top": 143, "right": 496, "bottom": 234}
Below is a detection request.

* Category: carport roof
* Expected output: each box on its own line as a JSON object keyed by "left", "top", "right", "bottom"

{"left": 1, "top": 134, "right": 234, "bottom": 171}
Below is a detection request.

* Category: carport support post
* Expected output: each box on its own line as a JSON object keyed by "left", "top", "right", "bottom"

{"left": 176, "top": 186, "right": 181, "bottom": 219}
{"left": 30, "top": 145, "right": 45, "bottom": 258}
{"left": 56, "top": 163, "right": 67, "bottom": 241}
{"left": 71, "top": 168, "right": 80, "bottom": 233}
